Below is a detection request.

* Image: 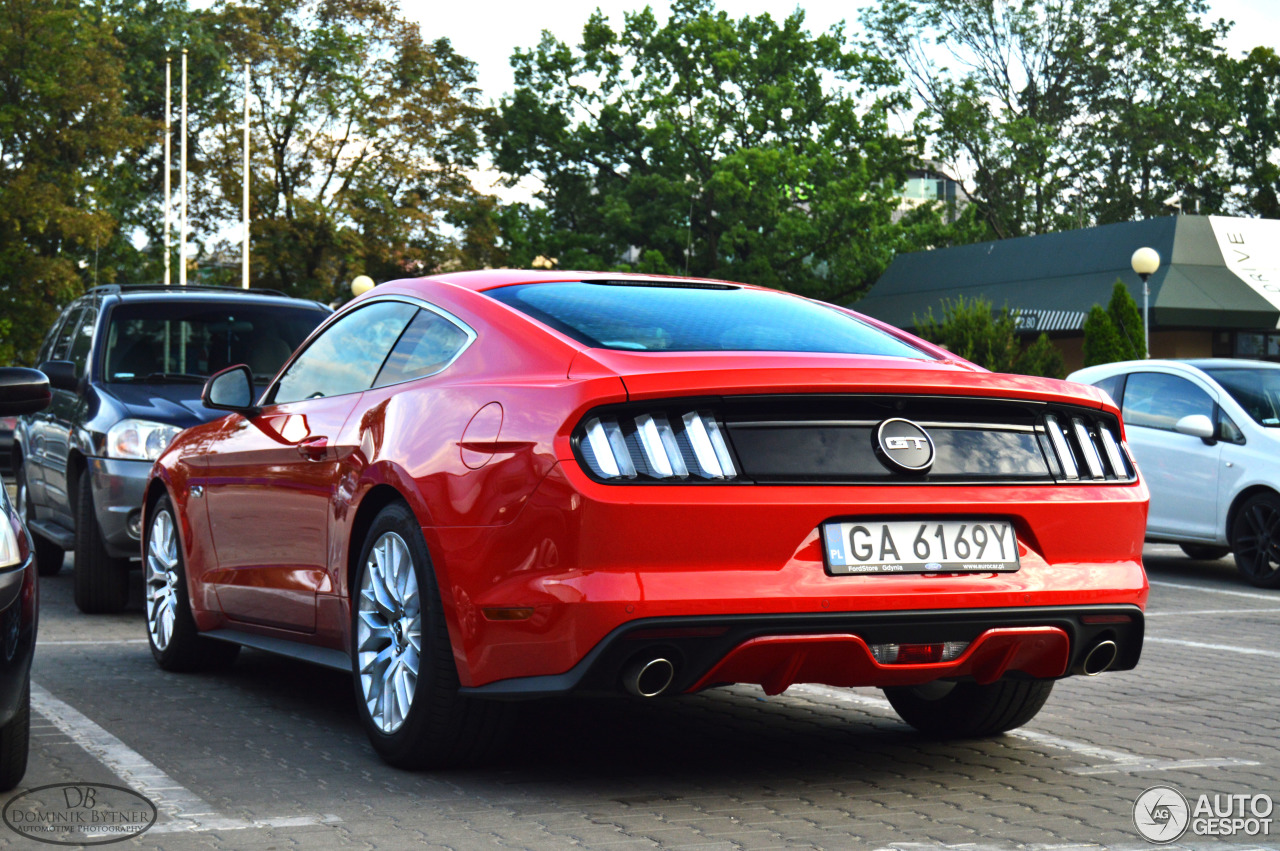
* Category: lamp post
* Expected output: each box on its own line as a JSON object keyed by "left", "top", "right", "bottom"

{"left": 1131, "top": 247, "right": 1160, "bottom": 359}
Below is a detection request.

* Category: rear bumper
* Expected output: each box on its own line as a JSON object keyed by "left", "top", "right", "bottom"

{"left": 458, "top": 604, "right": 1144, "bottom": 699}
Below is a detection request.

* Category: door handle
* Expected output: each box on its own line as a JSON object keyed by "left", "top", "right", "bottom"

{"left": 297, "top": 436, "right": 329, "bottom": 460}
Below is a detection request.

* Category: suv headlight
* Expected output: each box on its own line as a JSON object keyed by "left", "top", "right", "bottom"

{"left": 106, "top": 419, "right": 184, "bottom": 461}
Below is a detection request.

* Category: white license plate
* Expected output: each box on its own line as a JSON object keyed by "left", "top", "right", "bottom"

{"left": 821, "top": 519, "right": 1020, "bottom": 575}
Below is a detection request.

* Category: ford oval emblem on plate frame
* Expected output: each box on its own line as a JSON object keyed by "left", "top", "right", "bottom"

{"left": 873, "top": 418, "right": 935, "bottom": 475}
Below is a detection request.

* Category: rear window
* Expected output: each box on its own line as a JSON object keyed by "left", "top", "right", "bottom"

{"left": 103, "top": 301, "right": 329, "bottom": 382}
{"left": 487, "top": 281, "right": 929, "bottom": 358}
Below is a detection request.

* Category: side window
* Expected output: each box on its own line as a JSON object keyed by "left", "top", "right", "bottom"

{"left": 1121, "top": 372, "right": 1215, "bottom": 431}
{"left": 49, "top": 305, "right": 84, "bottom": 362}
{"left": 67, "top": 305, "right": 98, "bottom": 378}
{"left": 1218, "top": 410, "right": 1246, "bottom": 445}
{"left": 373, "top": 309, "right": 471, "bottom": 388}
{"left": 1092, "top": 374, "right": 1124, "bottom": 408}
{"left": 270, "top": 301, "right": 416, "bottom": 405}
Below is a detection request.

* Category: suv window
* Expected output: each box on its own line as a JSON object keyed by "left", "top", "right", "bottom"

{"left": 103, "top": 301, "right": 325, "bottom": 383}
{"left": 1122, "top": 372, "right": 1215, "bottom": 431}
{"left": 372, "top": 308, "right": 471, "bottom": 388}
{"left": 49, "top": 304, "right": 84, "bottom": 362}
{"left": 271, "top": 301, "right": 417, "bottom": 404}
{"left": 68, "top": 305, "right": 98, "bottom": 378}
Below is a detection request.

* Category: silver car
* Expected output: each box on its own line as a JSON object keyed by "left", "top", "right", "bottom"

{"left": 1068, "top": 359, "right": 1280, "bottom": 588}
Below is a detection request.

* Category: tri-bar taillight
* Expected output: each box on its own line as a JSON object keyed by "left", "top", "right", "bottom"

{"left": 580, "top": 411, "right": 738, "bottom": 481}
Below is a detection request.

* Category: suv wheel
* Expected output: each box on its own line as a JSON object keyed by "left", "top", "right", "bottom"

{"left": 73, "top": 475, "right": 131, "bottom": 613}
{"left": 15, "top": 463, "right": 64, "bottom": 576}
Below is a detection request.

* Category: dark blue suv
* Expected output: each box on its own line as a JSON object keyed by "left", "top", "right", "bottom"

{"left": 11, "top": 285, "right": 331, "bottom": 613}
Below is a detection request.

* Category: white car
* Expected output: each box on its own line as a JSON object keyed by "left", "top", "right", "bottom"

{"left": 1068, "top": 359, "right": 1280, "bottom": 588}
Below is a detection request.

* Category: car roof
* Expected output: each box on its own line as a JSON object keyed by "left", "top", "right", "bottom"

{"left": 1183, "top": 358, "right": 1280, "bottom": 371}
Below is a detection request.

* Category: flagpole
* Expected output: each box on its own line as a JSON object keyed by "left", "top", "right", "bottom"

{"left": 242, "top": 61, "right": 250, "bottom": 289}
{"left": 163, "top": 57, "right": 171, "bottom": 286}
{"left": 179, "top": 49, "right": 188, "bottom": 287}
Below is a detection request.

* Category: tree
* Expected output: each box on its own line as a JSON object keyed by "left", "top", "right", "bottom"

{"left": 913, "top": 295, "right": 1063, "bottom": 377}
{"left": 862, "top": 0, "right": 1235, "bottom": 238}
{"left": 1082, "top": 279, "right": 1145, "bottom": 366}
{"left": 487, "top": 0, "right": 930, "bottom": 304}
{"left": 0, "top": 0, "right": 148, "bottom": 365}
{"left": 209, "top": 0, "right": 491, "bottom": 301}
{"left": 1222, "top": 46, "right": 1280, "bottom": 218}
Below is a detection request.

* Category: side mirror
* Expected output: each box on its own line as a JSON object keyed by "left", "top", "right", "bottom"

{"left": 0, "top": 367, "right": 51, "bottom": 416}
{"left": 202, "top": 364, "right": 259, "bottom": 415}
{"left": 38, "top": 360, "right": 79, "bottom": 393}
{"left": 1174, "top": 413, "right": 1215, "bottom": 443}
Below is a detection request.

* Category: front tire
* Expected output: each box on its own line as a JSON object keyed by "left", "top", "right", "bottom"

{"left": 1180, "top": 543, "right": 1230, "bottom": 561}
{"left": 73, "top": 476, "right": 130, "bottom": 613}
{"left": 144, "top": 495, "right": 240, "bottom": 671}
{"left": 15, "top": 464, "right": 64, "bottom": 576}
{"left": 884, "top": 679, "right": 1054, "bottom": 738}
{"left": 0, "top": 677, "right": 29, "bottom": 792}
{"left": 352, "top": 503, "right": 512, "bottom": 769}
{"left": 1230, "top": 493, "right": 1280, "bottom": 589}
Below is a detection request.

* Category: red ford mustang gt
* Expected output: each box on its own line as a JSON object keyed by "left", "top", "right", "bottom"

{"left": 143, "top": 271, "right": 1148, "bottom": 768}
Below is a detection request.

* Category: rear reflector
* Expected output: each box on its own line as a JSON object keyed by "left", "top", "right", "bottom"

{"left": 869, "top": 641, "right": 969, "bottom": 665}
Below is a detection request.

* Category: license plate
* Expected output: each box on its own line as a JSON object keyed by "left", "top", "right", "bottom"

{"left": 821, "top": 519, "right": 1020, "bottom": 575}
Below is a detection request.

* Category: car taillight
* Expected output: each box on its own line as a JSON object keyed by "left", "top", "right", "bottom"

{"left": 1042, "top": 412, "right": 1134, "bottom": 482}
{"left": 579, "top": 410, "right": 738, "bottom": 481}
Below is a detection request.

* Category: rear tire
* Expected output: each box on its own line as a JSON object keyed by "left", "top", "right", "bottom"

{"left": 73, "top": 476, "right": 131, "bottom": 614}
{"left": 0, "top": 677, "right": 29, "bottom": 792}
{"left": 1230, "top": 493, "right": 1280, "bottom": 589}
{"left": 144, "top": 495, "right": 240, "bottom": 672}
{"left": 884, "top": 679, "right": 1054, "bottom": 738}
{"left": 15, "top": 464, "right": 64, "bottom": 576}
{"left": 1179, "top": 543, "right": 1230, "bottom": 561}
{"left": 352, "top": 502, "right": 512, "bottom": 769}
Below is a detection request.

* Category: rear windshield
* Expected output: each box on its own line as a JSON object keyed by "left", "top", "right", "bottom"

{"left": 487, "top": 281, "right": 929, "bottom": 358}
{"left": 1204, "top": 367, "right": 1280, "bottom": 426}
{"left": 103, "top": 301, "right": 329, "bottom": 383}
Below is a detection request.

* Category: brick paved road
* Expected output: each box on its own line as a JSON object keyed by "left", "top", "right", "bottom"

{"left": 10, "top": 545, "right": 1279, "bottom": 850}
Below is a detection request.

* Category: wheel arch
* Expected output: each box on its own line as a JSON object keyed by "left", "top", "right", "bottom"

{"left": 1227, "top": 485, "right": 1280, "bottom": 542}
{"left": 345, "top": 483, "right": 414, "bottom": 600}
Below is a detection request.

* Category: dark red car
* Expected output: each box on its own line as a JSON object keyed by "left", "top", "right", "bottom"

{"left": 143, "top": 271, "right": 1148, "bottom": 768}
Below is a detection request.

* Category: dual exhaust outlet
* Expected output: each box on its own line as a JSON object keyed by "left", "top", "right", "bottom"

{"left": 621, "top": 638, "right": 1119, "bottom": 697}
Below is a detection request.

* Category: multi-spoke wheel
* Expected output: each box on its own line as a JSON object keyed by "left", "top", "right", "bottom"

{"left": 1231, "top": 493, "right": 1280, "bottom": 589}
{"left": 351, "top": 503, "right": 512, "bottom": 768}
{"left": 357, "top": 529, "right": 422, "bottom": 734}
{"left": 144, "top": 495, "right": 239, "bottom": 671}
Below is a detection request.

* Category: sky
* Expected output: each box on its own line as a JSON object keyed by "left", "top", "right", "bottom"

{"left": 403, "top": 0, "right": 1280, "bottom": 108}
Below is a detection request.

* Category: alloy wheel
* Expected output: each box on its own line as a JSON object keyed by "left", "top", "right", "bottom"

{"left": 145, "top": 508, "right": 181, "bottom": 651}
{"left": 357, "top": 531, "right": 422, "bottom": 734}
{"left": 1235, "top": 498, "right": 1280, "bottom": 586}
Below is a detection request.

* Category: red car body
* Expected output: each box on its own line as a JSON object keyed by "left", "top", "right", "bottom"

{"left": 145, "top": 270, "right": 1147, "bottom": 764}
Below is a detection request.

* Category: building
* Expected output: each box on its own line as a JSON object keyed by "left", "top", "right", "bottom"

{"left": 854, "top": 215, "right": 1280, "bottom": 372}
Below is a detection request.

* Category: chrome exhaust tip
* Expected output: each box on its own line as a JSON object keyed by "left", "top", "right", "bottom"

{"left": 1078, "top": 639, "right": 1119, "bottom": 676}
{"left": 622, "top": 657, "right": 675, "bottom": 698}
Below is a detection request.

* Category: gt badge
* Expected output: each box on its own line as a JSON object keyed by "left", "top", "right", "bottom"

{"left": 873, "top": 418, "right": 935, "bottom": 475}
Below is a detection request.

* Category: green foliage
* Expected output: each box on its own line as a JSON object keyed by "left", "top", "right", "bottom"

{"left": 862, "top": 0, "right": 1236, "bottom": 237}
{"left": 1222, "top": 47, "right": 1280, "bottom": 218}
{"left": 0, "top": 0, "right": 148, "bottom": 365}
{"left": 209, "top": 0, "right": 491, "bottom": 302}
{"left": 914, "top": 295, "right": 1064, "bottom": 378}
{"left": 1083, "top": 281, "right": 1145, "bottom": 366}
{"left": 488, "top": 0, "right": 940, "bottom": 303}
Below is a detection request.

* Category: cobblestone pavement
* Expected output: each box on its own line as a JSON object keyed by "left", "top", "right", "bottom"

{"left": 8, "top": 545, "right": 1279, "bottom": 850}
